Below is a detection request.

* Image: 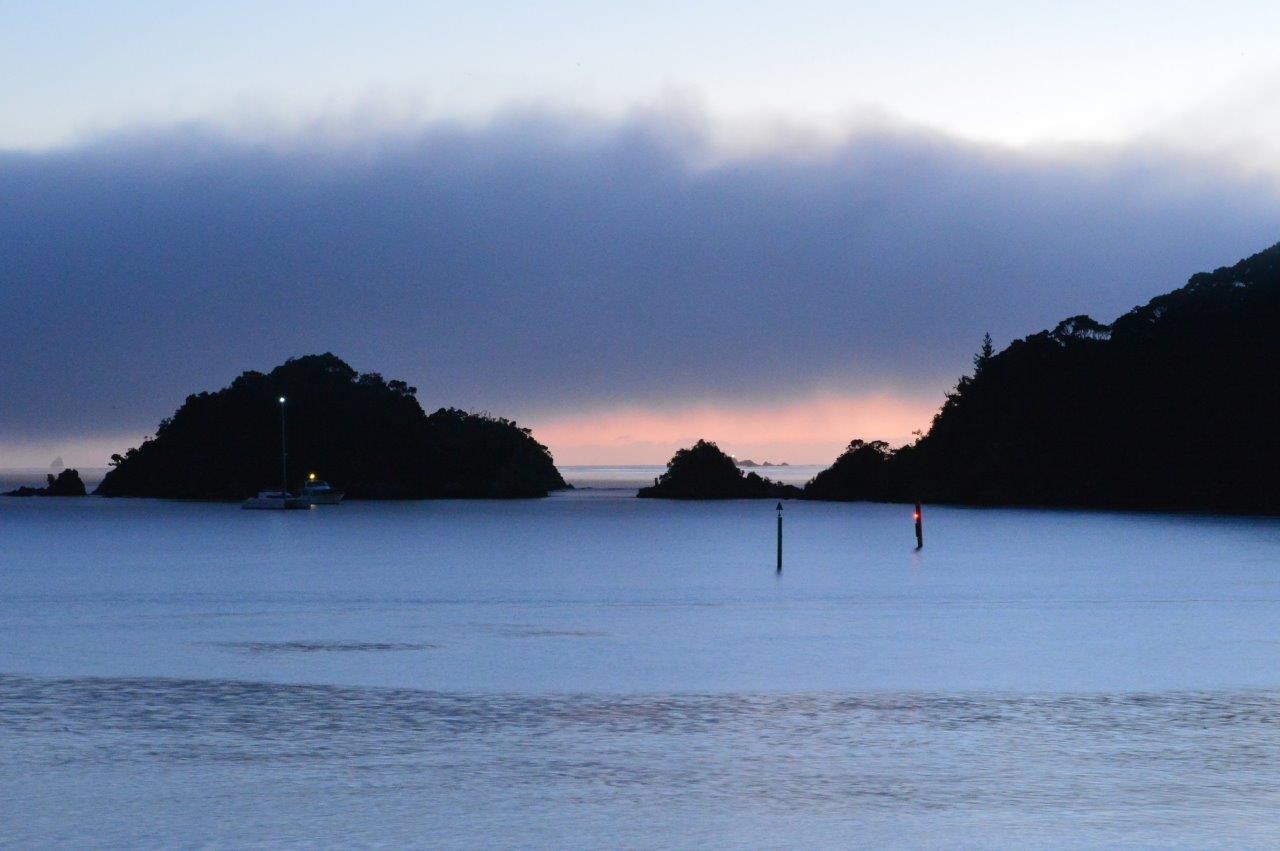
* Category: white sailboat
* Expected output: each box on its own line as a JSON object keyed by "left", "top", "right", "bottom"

{"left": 242, "top": 396, "right": 310, "bottom": 510}
{"left": 242, "top": 490, "right": 309, "bottom": 510}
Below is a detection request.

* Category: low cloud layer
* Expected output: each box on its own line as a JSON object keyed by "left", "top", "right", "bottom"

{"left": 4, "top": 107, "right": 1280, "bottom": 463}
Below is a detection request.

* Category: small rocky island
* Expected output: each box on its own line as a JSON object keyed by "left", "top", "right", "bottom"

{"left": 638, "top": 440, "right": 800, "bottom": 499}
{"left": 95, "top": 353, "right": 569, "bottom": 499}
{"left": 4, "top": 469, "right": 87, "bottom": 497}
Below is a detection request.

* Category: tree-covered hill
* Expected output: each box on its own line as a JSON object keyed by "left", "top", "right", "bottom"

{"left": 5, "top": 469, "right": 87, "bottom": 497}
{"left": 806, "top": 242, "right": 1280, "bottom": 513}
{"left": 803, "top": 440, "right": 902, "bottom": 502}
{"left": 95, "top": 354, "right": 568, "bottom": 499}
{"left": 638, "top": 439, "right": 800, "bottom": 499}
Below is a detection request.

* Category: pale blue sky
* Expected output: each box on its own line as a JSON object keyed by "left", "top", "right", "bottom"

{"left": 5, "top": 0, "right": 1280, "bottom": 150}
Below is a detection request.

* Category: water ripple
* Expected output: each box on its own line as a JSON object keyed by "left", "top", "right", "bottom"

{"left": 206, "top": 641, "right": 437, "bottom": 654}
{"left": 4, "top": 675, "right": 1280, "bottom": 846}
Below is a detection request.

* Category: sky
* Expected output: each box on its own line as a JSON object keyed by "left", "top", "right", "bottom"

{"left": 6, "top": 1, "right": 1280, "bottom": 467}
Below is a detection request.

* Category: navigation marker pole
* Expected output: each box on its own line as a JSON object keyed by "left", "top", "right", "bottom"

{"left": 914, "top": 502, "right": 923, "bottom": 550}
{"left": 776, "top": 502, "right": 784, "bottom": 573}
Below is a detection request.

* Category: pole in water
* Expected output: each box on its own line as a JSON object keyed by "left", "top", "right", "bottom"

{"left": 776, "top": 501, "right": 784, "bottom": 573}
{"left": 278, "top": 396, "right": 288, "bottom": 496}
{"left": 914, "top": 502, "right": 923, "bottom": 550}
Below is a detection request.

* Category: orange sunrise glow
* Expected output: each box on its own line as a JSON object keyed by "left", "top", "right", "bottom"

{"left": 533, "top": 393, "right": 941, "bottom": 465}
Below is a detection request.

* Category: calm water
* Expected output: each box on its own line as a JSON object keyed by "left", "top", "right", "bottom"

{"left": 3, "top": 480, "right": 1280, "bottom": 847}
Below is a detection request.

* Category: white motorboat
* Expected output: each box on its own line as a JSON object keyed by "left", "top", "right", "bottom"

{"left": 300, "top": 474, "right": 344, "bottom": 505}
{"left": 241, "top": 490, "right": 310, "bottom": 510}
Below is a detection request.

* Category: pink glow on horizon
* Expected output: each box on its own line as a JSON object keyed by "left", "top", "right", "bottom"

{"left": 532, "top": 393, "right": 940, "bottom": 466}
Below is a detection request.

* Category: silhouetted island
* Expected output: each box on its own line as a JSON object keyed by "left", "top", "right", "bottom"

{"left": 803, "top": 440, "right": 900, "bottom": 502}
{"left": 737, "top": 459, "right": 789, "bottom": 468}
{"left": 95, "top": 354, "right": 569, "bottom": 500}
{"left": 4, "top": 469, "right": 87, "bottom": 497}
{"left": 801, "top": 241, "right": 1280, "bottom": 513}
{"left": 638, "top": 440, "right": 800, "bottom": 499}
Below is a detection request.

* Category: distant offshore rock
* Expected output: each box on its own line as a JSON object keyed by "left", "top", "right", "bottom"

{"left": 639, "top": 440, "right": 800, "bottom": 499}
{"left": 95, "top": 353, "right": 569, "bottom": 500}
{"left": 5, "top": 468, "right": 87, "bottom": 497}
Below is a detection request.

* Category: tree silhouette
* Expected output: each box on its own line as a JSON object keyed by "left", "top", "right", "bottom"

{"left": 95, "top": 353, "right": 569, "bottom": 499}
{"left": 639, "top": 439, "right": 800, "bottom": 499}
{"left": 804, "top": 439, "right": 902, "bottom": 501}
{"left": 974, "top": 332, "right": 994, "bottom": 376}
{"left": 5, "top": 468, "right": 86, "bottom": 497}
{"left": 801, "top": 241, "right": 1280, "bottom": 513}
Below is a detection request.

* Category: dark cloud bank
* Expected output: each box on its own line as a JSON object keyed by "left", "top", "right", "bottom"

{"left": 4, "top": 109, "right": 1280, "bottom": 448}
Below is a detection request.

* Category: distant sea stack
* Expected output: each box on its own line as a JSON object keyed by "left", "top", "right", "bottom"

{"left": 800, "top": 241, "right": 1280, "bottom": 513}
{"left": 639, "top": 440, "right": 800, "bottom": 499}
{"left": 95, "top": 353, "right": 569, "bottom": 499}
{"left": 5, "top": 469, "right": 87, "bottom": 497}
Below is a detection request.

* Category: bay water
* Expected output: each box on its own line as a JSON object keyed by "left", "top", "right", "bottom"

{"left": 2, "top": 472, "right": 1279, "bottom": 846}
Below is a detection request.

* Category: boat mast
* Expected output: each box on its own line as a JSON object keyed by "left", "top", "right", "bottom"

{"left": 278, "top": 396, "right": 288, "bottom": 496}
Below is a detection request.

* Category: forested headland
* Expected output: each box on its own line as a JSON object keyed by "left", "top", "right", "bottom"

{"left": 645, "top": 242, "right": 1280, "bottom": 513}
{"left": 807, "top": 241, "right": 1280, "bottom": 513}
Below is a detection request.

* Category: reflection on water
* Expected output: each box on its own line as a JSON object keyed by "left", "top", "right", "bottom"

{"left": 208, "top": 641, "right": 438, "bottom": 654}
{"left": 4, "top": 675, "right": 1280, "bottom": 847}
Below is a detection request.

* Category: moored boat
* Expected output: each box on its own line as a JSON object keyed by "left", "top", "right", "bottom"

{"left": 241, "top": 490, "right": 310, "bottom": 510}
{"left": 300, "top": 474, "right": 344, "bottom": 505}
{"left": 241, "top": 395, "right": 309, "bottom": 510}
